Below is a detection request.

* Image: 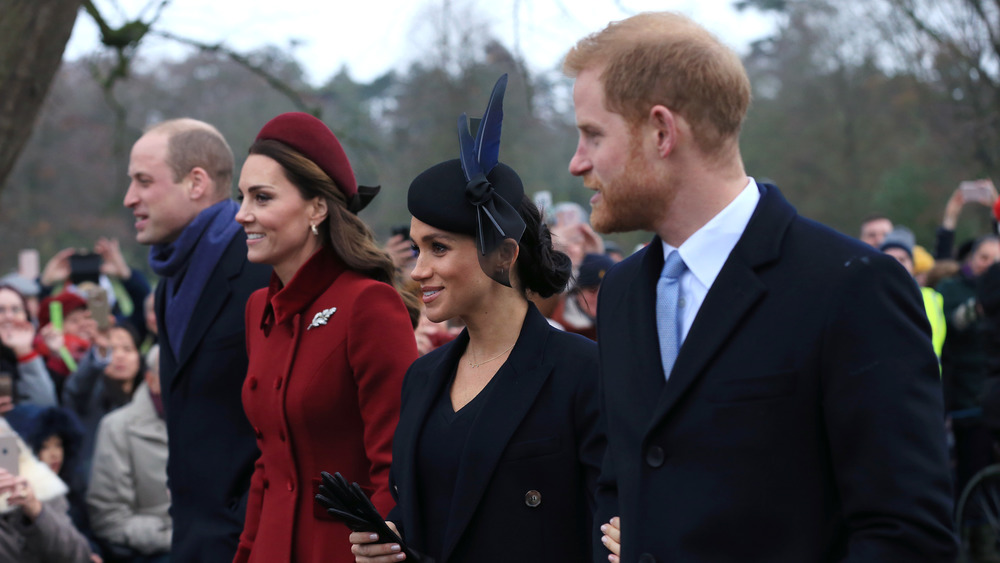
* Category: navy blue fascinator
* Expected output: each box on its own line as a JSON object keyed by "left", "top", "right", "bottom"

{"left": 408, "top": 74, "right": 527, "bottom": 287}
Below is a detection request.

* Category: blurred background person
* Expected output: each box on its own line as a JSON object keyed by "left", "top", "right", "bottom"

{"left": 938, "top": 234, "right": 1000, "bottom": 495}
{"left": 551, "top": 252, "right": 615, "bottom": 341}
{"left": 35, "top": 291, "right": 96, "bottom": 389}
{"left": 935, "top": 179, "right": 998, "bottom": 259}
{"left": 37, "top": 240, "right": 151, "bottom": 345}
{"left": 3, "top": 405, "right": 95, "bottom": 562}
{"left": 858, "top": 214, "right": 893, "bottom": 248}
{"left": 233, "top": 112, "right": 416, "bottom": 563}
{"left": 0, "top": 273, "right": 42, "bottom": 324}
{"left": 61, "top": 322, "right": 145, "bottom": 477}
{"left": 0, "top": 283, "right": 59, "bottom": 408}
{"left": 87, "top": 344, "right": 170, "bottom": 563}
{"left": 880, "top": 227, "right": 947, "bottom": 362}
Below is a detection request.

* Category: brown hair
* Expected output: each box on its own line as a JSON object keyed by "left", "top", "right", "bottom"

{"left": 147, "top": 118, "right": 235, "bottom": 197}
{"left": 248, "top": 139, "right": 397, "bottom": 286}
{"left": 563, "top": 12, "right": 751, "bottom": 155}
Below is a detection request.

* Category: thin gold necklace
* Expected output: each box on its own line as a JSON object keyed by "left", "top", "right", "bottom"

{"left": 467, "top": 342, "right": 516, "bottom": 368}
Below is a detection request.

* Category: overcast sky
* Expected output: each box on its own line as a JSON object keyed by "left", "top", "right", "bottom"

{"left": 64, "top": 0, "right": 779, "bottom": 85}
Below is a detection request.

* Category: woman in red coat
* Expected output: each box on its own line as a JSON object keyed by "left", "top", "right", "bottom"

{"left": 232, "top": 112, "right": 418, "bottom": 563}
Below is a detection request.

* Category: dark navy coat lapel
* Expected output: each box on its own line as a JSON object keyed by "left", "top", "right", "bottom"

{"left": 439, "top": 307, "right": 554, "bottom": 562}
{"left": 393, "top": 334, "right": 462, "bottom": 545}
{"left": 648, "top": 184, "right": 794, "bottom": 430}
{"left": 174, "top": 235, "right": 243, "bottom": 382}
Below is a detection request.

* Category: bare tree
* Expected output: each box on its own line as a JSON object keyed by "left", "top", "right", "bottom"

{"left": 0, "top": 0, "right": 81, "bottom": 197}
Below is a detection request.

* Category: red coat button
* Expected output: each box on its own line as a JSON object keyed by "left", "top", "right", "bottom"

{"left": 287, "top": 480, "right": 295, "bottom": 492}
{"left": 279, "top": 430, "right": 286, "bottom": 442}
{"left": 254, "top": 427, "right": 262, "bottom": 439}
{"left": 275, "top": 377, "right": 283, "bottom": 390}
{"left": 248, "top": 377, "right": 257, "bottom": 390}
{"left": 263, "top": 478, "right": 269, "bottom": 489}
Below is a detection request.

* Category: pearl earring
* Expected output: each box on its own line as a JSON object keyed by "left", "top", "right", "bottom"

{"left": 310, "top": 224, "right": 319, "bottom": 235}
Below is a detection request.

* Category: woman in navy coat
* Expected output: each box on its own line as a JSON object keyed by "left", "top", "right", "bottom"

{"left": 349, "top": 75, "right": 605, "bottom": 563}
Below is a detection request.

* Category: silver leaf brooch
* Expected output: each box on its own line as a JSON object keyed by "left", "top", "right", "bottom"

{"left": 307, "top": 307, "right": 337, "bottom": 330}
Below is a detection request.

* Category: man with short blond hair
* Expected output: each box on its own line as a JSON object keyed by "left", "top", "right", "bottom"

{"left": 124, "top": 118, "right": 269, "bottom": 562}
{"left": 566, "top": 12, "right": 955, "bottom": 562}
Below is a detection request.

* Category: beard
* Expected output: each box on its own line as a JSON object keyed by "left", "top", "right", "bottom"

{"left": 589, "top": 144, "right": 672, "bottom": 235}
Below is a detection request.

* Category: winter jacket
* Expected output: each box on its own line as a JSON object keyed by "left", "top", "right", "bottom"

{"left": 87, "top": 381, "right": 170, "bottom": 555}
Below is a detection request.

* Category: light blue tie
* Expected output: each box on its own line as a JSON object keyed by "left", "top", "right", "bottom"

{"left": 656, "top": 251, "right": 687, "bottom": 380}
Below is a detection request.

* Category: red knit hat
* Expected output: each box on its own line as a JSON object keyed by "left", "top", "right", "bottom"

{"left": 38, "top": 292, "right": 87, "bottom": 328}
{"left": 255, "top": 112, "right": 358, "bottom": 200}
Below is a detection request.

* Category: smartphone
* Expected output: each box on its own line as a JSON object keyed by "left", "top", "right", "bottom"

{"left": 69, "top": 252, "right": 102, "bottom": 285}
{"left": 49, "top": 301, "right": 63, "bottom": 331}
{"left": 961, "top": 180, "right": 994, "bottom": 204}
{"left": 0, "top": 436, "right": 19, "bottom": 476}
{"left": 84, "top": 286, "right": 111, "bottom": 331}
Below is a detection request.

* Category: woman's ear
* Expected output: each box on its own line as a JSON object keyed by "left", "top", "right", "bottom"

{"left": 309, "top": 197, "right": 329, "bottom": 225}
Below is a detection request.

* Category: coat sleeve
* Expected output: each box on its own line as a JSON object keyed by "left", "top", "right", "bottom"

{"left": 823, "top": 254, "right": 957, "bottom": 561}
{"left": 60, "top": 347, "right": 107, "bottom": 415}
{"left": 15, "top": 356, "right": 57, "bottom": 406}
{"left": 234, "top": 296, "right": 265, "bottom": 563}
{"left": 347, "top": 283, "right": 418, "bottom": 516}
{"left": 571, "top": 344, "right": 608, "bottom": 563}
{"left": 87, "top": 413, "right": 170, "bottom": 554}
{"left": 17, "top": 496, "right": 92, "bottom": 562}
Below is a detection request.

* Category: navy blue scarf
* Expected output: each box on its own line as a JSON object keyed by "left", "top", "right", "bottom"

{"left": 148, "top": 199, "right": 242, "bottom": 356}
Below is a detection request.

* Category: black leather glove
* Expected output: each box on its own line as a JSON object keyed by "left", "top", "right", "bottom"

{"left": 314, "top": 471, "right": 430, "bottom": 562}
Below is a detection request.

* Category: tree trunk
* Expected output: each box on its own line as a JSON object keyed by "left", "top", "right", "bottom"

{"left": 0, "top": 0, "right": 81, "bottom": 197}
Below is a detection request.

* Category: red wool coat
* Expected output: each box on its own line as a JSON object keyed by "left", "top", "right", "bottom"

{"left": 233, "top": 247, "right": 417, "bottom": 563}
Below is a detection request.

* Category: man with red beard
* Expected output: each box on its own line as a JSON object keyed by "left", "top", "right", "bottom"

{"left": 565, "top": 12, "right": 956, "bottom": 563}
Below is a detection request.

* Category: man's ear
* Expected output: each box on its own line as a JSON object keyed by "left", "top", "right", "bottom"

{"left": 186, "top": 167, "right": 213, "bottom": 201}
{"left": 649, "top": 105, "right": 681, "bottom": 158}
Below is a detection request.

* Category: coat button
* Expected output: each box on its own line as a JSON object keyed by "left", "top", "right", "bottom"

{"left": 263, "top": 478, "right": 269, "bottom": 489}
{"left": 639, "top": 554, "right": 656, "bottom": 563}
{"left": 646, "top": 446, "right": 665, "bottom": 468}
{"left": 248, "top": 377, "right": 257, "bottom": 390}
{"left": 274, "top": 377, "right": 283, "bottom": 390}
{"left": 254, "top": 427, "right": 262, "bottom": 439}
{"left": 279, "top": 430, "right": 286, "bottom": 442}
{"left": 524, "top": 490, "right": 541, "bottom": 508}
{"left": 287, "top": 480, "right": 295, "bottom": 492}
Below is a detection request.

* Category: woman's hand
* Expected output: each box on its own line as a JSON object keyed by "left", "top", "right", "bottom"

{"left": 601, "top": 516, "right": 621, "bottom": 562}
{"left": 39, "top": 323, "right": 65, "bottom": 354}
{"left": 0, "top": 319, "right": 36, "bottom": 356}
{"left": 0, "top": 468, "right": 42, "bottom": 521}
{"left": 349, "top": 521, "right": 406, "bottom": 562}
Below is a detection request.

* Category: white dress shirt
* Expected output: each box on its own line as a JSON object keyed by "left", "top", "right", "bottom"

{"left": 661, "top": 178, "right": 761, "bottom": 344}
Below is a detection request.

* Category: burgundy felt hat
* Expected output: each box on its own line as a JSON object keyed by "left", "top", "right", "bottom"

{"left": 255, "top": 112, "right": 358, "bottom": 200}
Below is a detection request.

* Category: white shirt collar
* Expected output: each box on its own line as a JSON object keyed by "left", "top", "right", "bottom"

{"left": 662, "top": 178, "right": 760, "bottom": 291}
